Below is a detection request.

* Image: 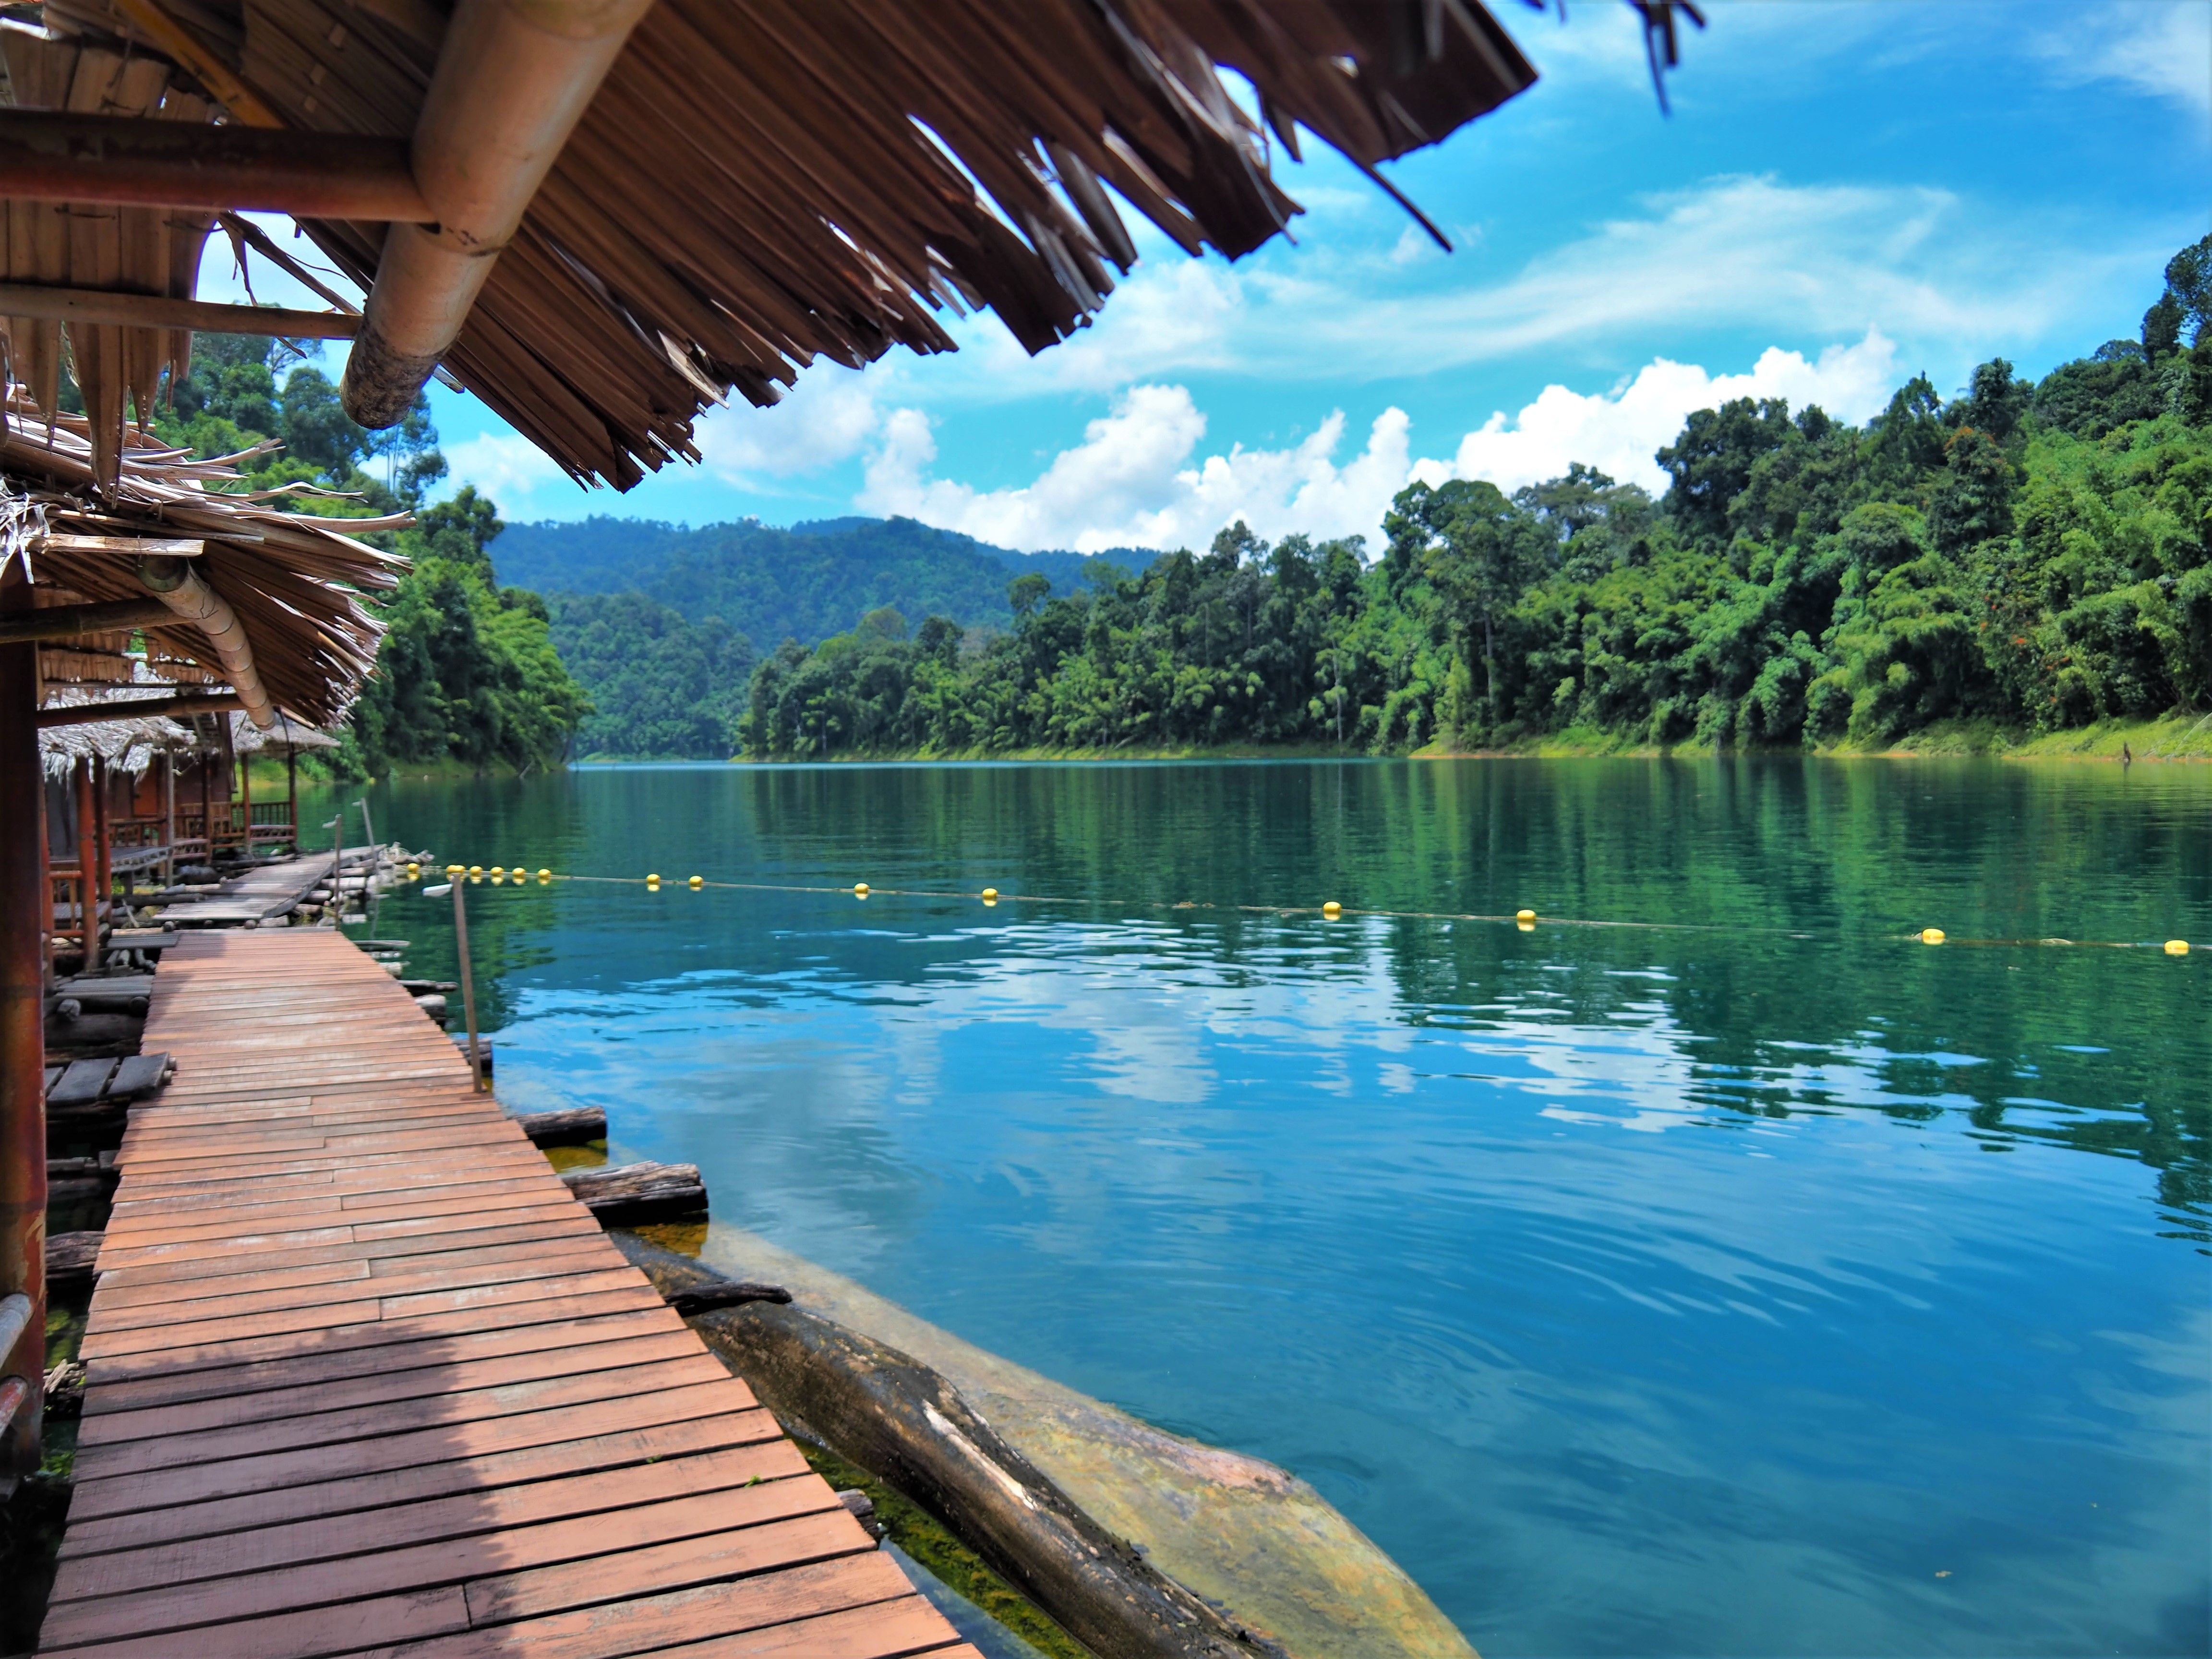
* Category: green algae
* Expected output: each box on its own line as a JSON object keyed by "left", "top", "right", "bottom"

{"left": 793, "top": 1439, "right": 1093, "bottom": 1659}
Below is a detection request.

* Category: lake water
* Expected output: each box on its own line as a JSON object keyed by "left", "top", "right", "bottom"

{"left": 320, "top": 758, "right": 2211, "bottom": 1658}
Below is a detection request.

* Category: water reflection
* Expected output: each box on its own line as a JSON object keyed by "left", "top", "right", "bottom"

{"left": 325, "top": 758, "right": 2212, "bottom": 1657}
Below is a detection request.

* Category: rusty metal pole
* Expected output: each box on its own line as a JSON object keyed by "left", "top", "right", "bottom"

{"left": 162, "top": 748, "right": 175, "bottom": 886}
{"left": 0, "top": 574, "right": 48, "bottom": 1477}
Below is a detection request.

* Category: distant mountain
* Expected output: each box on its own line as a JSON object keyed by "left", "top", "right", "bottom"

{"left": 488, "top": 514, "right": 1123, "bottom": 757}
{"left": 490, "top": 514, "right": 1104, "bottom": 646}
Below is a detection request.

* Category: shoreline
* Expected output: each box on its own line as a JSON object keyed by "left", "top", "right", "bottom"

{"left": 569, "top": 711, "right": 2212, "bottom": 767}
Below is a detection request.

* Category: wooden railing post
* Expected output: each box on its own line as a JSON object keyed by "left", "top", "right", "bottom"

{"left": 93, "top": 754, "right": 112, "bottom": 931}
{"left": 74, "top": 760, "right": 96, "bottom": 974}
{"left": 0, "top": 575, "right": 47, "bottom": 1478}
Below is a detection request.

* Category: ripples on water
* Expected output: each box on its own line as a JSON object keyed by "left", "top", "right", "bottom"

{"left": 333, "top": 759, "right": 2211, "bottom": 1657}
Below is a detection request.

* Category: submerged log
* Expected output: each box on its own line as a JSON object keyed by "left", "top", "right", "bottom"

{"left": 508, "top": 1106, "right": 605, "bottom": 1146}
{"left": 613, "top": 1235, "right": 1278, "bottom": 1659}
{"left": 559, "top": 1160, "right": 705, "bottom": 1223}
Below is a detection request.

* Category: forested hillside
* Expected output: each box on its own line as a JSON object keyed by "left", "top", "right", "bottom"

{"left": 493, "top": 514, "right": 1100, "bottom": 756}
{"left": 744, "top": 240, "right": 2211, "bottom": 758}
{"left": 148, "top": 336, "right": 588, "bottom": 775}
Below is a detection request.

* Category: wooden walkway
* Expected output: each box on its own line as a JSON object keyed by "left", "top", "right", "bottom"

{"left": 41, "top": 930, "right": 978, "bottom": 1659}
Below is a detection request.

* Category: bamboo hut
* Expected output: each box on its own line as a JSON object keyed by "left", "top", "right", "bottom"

{"left": 0, "top": 0, "right": 1697, "bottom": 1504}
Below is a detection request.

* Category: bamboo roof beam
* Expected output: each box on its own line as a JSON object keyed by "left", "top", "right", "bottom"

{"left": 0, "top": 598, "right": 172, "bottom": 645}
{"left": 35, "top": 690, "right": 244, "bottom": 728}
{"left": 0, "top": 110, "right": 430, "bottom": 219}
{"left": 137, "top": 554, "right": 276, "bottom": 728}
{"left": 0, "top": 281, "right": 357, "bottom": 337}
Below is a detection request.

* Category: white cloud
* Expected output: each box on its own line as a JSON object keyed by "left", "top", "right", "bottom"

{"left": 2033, "top": 1, "right": 2212, "bottom": 112}
{"left": 1446, "top": 331, "right": 1901, "bottom": 495}
{"left": 444, "top": 430, "right": 574, "bottom": 503}
{"left": 856, "top": 334, "right": 1901, "bottom": 554}
{"left": 859, "top": 385, "right": 1210, "bottom": 551}
{"left": 692, "top": 364, "right": 884, "bottom": 485}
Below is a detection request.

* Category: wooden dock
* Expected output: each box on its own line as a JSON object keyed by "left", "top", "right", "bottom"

{"left": 39, "top": 930, "right": 979, "bottom": 1659}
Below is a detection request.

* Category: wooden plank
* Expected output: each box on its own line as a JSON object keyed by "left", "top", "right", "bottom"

{"left": 325, "top": 1554, "right": 919, "bottom": 1659}
{"left": 67, "top": 1380, "right": 748, "bottom": 1515}
{"left": 62, "top": 1411, "right": 788, "bottom": 1555}
{"left": 40, "top": 1474, "right": 846, "bottom": 1646}
{"left": 53, "top": 1446, "right": 817, "bottom": 1600}
{"left": 49, "top": 927, "right": 962, "bottom": 1659}
{"left": 77, "top": 1328, "right": 707, "bottom": 1446}
{"left": 82, "top": 1308, "right": 687, "bottom": 1417}
{"left": 48, "top": 1056, "right": 118, "bottom": 1105}
{"left": 82, "top": 1283, "right": 667, "bottom": 1383}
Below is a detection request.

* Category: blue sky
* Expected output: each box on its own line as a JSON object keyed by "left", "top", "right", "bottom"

{"left": 209, "top": 0, "right": 2211, "bottom": 552}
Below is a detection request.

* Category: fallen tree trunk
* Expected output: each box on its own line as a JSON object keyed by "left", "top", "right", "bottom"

{"left": 613, "top": 1234, "right": 1278, "bottom": 1659}
{"left": 560, "top": 1160, "right": 705, "bottom": 1224}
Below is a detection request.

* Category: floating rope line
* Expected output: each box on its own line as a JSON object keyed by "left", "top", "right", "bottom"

{"left": 394, "top": 859, "right": 2193, "bottom": 955}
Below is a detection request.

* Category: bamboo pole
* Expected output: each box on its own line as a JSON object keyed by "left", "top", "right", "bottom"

{"left": 0, "top": 109, "right": 428, "bottom": 216}
{"left": 451, "top": 878, "right": 484, "bottom": 1093}
{"left": 341, "top": 0, "right": 653, "bottom": 426}
{"left": 0, "top": 577, "right": 47, "bottom": 1479}
{"left": 36, "top": 692, "right": 244, "bottom": 729}
{"left": 0, "top": 284, "right": 359, "bottom": 339}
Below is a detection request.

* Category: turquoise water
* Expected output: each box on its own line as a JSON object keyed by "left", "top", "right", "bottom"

{"left": 326, "top": 759, "right": 2211, "bottom": 1657}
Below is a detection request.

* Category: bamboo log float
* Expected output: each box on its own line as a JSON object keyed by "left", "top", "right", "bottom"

{"left": 558, "top": 1160, "right": 706, "bottom": 1224}
{"left": 0, "top": 109, "right": 430, "bottom": 218}
{"left": 508, "top": 1105, "right": 604, "bottom": 1146}
{"left": 0, "top": 283, "right": 359, "bottom": 338}
{"left": 136, "top": 556, "right": 275, "bottom": 729}
{"left": 613, "top": 1235, "right": 1270, "bottom": 1659}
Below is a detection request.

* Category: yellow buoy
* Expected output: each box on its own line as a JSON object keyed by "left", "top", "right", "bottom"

{"left": 688, "top": 875, "right": 703, "bottom": 889}
{"left": 1922, "top": 928, "right": 1946, "bottom": 945}
{"left": 406, "top": 862, "right": 420, "bottom": 876}
{"left": 646, "top": 873, "right": 661, "bottom": 887}
{"left": 854, "top": 883, "right": 870, "bottom": 898}
{"left": 1516, "top": 909, "right": 1536, "bottom": 923}
{"left": 2166, "top": 939, "right": 2190, "bottom": 956}
{"left": 1322, "top": 900, "right": 1343, "bottom": 917}
{"left": 467, "top": 865, "right": 482, "bottom": 878}
{"left": 981, "top": 887, "right": 998, "bottom": 901}
{"left": 489, "top": 866, "right": 505, "bottom": 878}
{"left": 537, "top": 868, "right": 552, "bottom": 882}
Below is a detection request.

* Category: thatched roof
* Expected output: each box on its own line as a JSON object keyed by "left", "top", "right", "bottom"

{"left": 36, "top": 685, "right": 191, "bottom": 776}
{"left": 8, "top": 406, "right": 404, "bottom": 725}
{"left": 27, "top": 0, "right": 1554, "bottom": 490}
{"left": 229, "top": 708, "right": 338, "bottom": 752}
